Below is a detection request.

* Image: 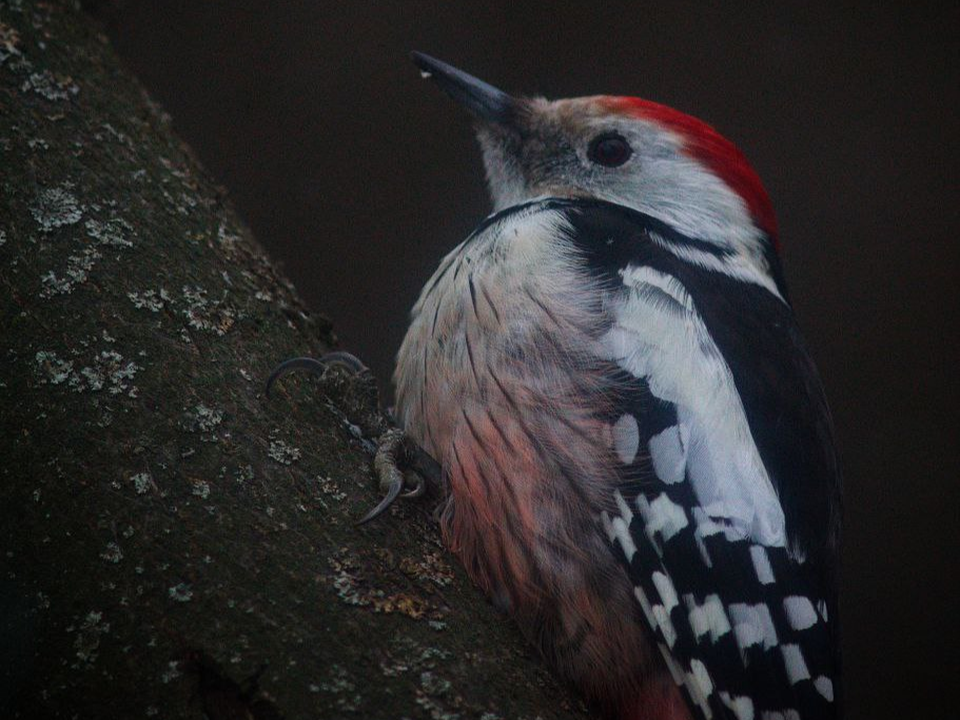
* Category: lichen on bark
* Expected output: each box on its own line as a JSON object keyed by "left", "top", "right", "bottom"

{"left": 0, "top": 2, "right": 590, "bottom": 718}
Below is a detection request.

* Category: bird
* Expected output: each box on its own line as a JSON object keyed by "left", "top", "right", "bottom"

{"left": 393, "top": 52, "right": 842, "bottom": 720}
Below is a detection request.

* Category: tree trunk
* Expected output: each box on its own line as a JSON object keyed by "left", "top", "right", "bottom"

{"left": 0, "top": 2, "right": 590, "bottom": 718}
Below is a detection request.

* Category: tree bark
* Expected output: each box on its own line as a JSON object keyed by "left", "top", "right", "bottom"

{"left": 0, "top": 2, "right": 590, "bottom": 718}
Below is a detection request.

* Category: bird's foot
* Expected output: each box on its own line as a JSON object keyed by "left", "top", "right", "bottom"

{"left": 265, "top": 352, "right": 440, "bottom": 524}
{"left": 265, "top": 352, "right": 372, "bottom": 401}
{"left": 358, "top": 427, "right": 441, "bottom": 524}
{"left": 266, "top": 352, "right": 385, "bottom": 439}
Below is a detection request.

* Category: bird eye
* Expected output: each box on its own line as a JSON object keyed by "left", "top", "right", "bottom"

{"left": 587, "top": 132, "right": 632, "bottom": 167}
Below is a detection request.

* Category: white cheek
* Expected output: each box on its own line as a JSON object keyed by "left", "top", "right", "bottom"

{"left": 613, "top": 153, "right": 753, "bottom": 244}
{"left": 578, "top": 122, "right": 765, "bottom": 257}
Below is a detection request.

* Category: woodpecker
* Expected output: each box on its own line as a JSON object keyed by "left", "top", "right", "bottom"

{"left": 394, "top": 53, "right": 841, "bottom": 720}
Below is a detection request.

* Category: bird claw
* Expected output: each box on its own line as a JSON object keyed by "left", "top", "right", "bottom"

{"left": 265, "top": 353, "right": 439, "bottom": 525}
{"left": 358, "top": 428, "right": 436, "bottom": 525}
{"left": 264, "top": 351, "right": 369, "bottom": 398}
{"left": 400, "top": 472, "right": 426, "bottom": 499}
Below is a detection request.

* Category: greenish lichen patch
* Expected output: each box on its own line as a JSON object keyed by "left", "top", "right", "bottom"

{"left": 30, "top": 185, "right": 82, "bottom": 232}
{"left": 216, "top": 220, "right": 241, "bottom": 249}
{"left": 0, "top": 22, "right": 22, "bottom": 64}
{"left": 99, "top": 541, "right": 123, "bottom": 564}
{"left": 20, "top": 67, "right": 78, "bottom": 101}
{"left": 316, "top": 664, "right": 362, "bottom": 712}
{"left": 34, "top": 347, "right": 140, "bottom": 396}
{"left": 72, "top": 610, "right": 110, "bottom": 668}
{"left": 84, "top": 216, "right": 134, "bottom": 247}
{"left": 39, "top": 244, "right": 99, "bottom": 296}
{"left": 167, "top": 583, "right": 194, "bottom": 603}
{"left": 180, "top": 284, "right": 239, "bottom": 335}
{"left": 267, "top": 438, "right": 301, "bottom": 465}
{"left": 34, "top": 350, "right": 73, "bottom": 385}
{"left": 129, "top": 472, "right": 153, "bottom": 494}
{"left": 35, "top": 208, "right": 135, "bottom": 297}
{"left": 417, "top": 693, "right": 464, "bottom": 720}
{"left": 127, "top": 288, "right": 170, "bottom": 312}
{"left": 179, "top": 403, "right": 224, "bottom": 443}
{"left": 160, "top": 660, "right": 183, "bottom": 684}
{"left": 420, "top": 670, "right": 452, "bottom": 697}
{"left": 316, "top": 474, "right": 347, "bottom": 503}
{"left": 77, "top": 350, "right": 141, "bottom": 395}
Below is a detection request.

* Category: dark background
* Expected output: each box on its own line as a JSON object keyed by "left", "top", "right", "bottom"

{"left": 93, "top": 2, "right": 957, "bottom": 718}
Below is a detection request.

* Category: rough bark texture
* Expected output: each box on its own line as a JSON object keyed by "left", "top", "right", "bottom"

{"left": 0, "top": 2, "right": 591, "bottom": 719}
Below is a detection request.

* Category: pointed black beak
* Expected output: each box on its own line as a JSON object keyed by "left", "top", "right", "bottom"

{"left": 411, "top": 52, "right": 517, "bottom": 125}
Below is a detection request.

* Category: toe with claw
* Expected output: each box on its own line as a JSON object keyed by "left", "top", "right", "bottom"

{"left": 265, "top": 352, "right": 441, "bottom": 524}
{"left": 265, "top": 352, "right": 370, "bottom": 399}
{"left": 358, "top": 428, "right": 440, "bottom": 525}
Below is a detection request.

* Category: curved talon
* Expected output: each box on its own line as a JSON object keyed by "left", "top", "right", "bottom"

{"left": 265, "top": 356, "right": 329, "bottom": 398}
{"left": 357, "top": 428, "right": 412, "bottom": 525}
{"left": 401, "top": 473, "right": 426, "bottom": 499}
{"left": 265, "top": 352, "right": 368, "bottom": 398}
{"left": 318, "top": 351, "right": 368, "bottom": 375}
{"left": 356, "top": 472, "right": 404, "bottom": 525}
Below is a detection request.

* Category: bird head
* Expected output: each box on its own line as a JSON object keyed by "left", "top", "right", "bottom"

{"left": 412, "top": 52, "right": 780, "bottom": 277}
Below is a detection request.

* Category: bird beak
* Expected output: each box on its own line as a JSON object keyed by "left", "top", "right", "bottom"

{"left": 411, "top": 52, "right": 517, "bottom": 126}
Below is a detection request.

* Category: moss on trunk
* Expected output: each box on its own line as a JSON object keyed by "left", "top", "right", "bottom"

{"left": 0, "top": 2, "right": 590, "bottom": 718}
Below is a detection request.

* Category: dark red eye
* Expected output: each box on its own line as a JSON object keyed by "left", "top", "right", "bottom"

{"left": 588, "top": 132, "right": 632, "bottom": 167}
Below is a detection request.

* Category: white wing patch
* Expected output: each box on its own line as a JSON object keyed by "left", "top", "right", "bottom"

{"left": 728, "top": 603, "right": 778, "bottom": 652}
{"left": 637, "top": 492, "right": 689, "bottom": 545}
{"left": 612, "top": 413, "right": 641, "bottom": 464}
{"left": 648, "top": 424, "right": 688, "bottom": 484}
{"left": 719, "top": 692, "right": 756, "bottom": 720}
{"left": 783, "top": 596, "right": 819, "bottom": 631}
{"left": 780, "top": 644, "right": 812, "bottom": 685}
{"left": 601, "top": 264, "right": 786, "bottom": 547}
{"left": 687, "top": 659, "right": 716, "bottom": 718}
{"left": 685, "top": 593, "right": 732, "bottom": 644}
{"left": 601, "top": 512, "right": 637, "bottom": 563}
{"left": 749, "top": 545, "right": 776, "bottom": 585}
{"left": 761, "top": 712, "right": 801, "bottom": 720}
{"left": 813, "top": 676, "right": 834, "bottom": 702}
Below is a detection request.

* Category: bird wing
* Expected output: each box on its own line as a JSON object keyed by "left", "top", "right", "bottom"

{"left": 553, "top": 199, "right": 842, "bottom": 720}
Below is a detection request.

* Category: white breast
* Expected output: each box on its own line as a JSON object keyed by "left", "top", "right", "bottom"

{"left": 393, "top": 204, "right": 603, "bottom": 460}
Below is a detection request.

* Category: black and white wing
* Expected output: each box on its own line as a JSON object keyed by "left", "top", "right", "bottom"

{"left": 560, "top": 199, "right": 842, "bottom": 720}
